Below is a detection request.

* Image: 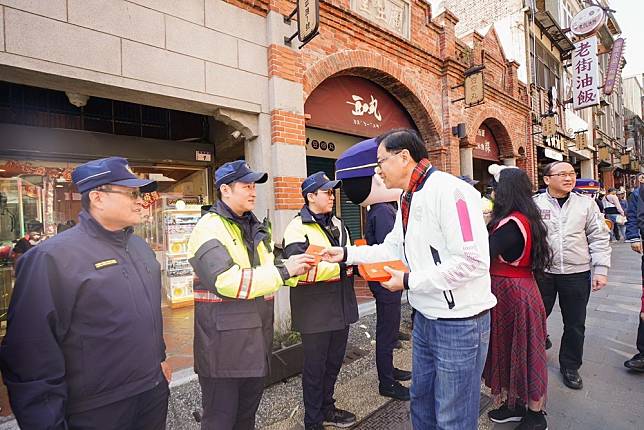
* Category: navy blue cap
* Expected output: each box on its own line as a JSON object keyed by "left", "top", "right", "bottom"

{"left": 301, "top": 171, "right": 341, "bottom": 195}
{"left": 72, "top": 157, "right": 156, "bottom": 194}
{"left": 335, "top": 138, "right": 378, "bottom": 180}
{"left": 215, "top": 160, "right": 268, "bottom": 188}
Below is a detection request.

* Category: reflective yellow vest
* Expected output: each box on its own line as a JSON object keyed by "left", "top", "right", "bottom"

{"left": 188, "top": 212, "right": 296, "bottom": 301}
{"left": 283, "top": 215, "right": 349, "bottom": 284}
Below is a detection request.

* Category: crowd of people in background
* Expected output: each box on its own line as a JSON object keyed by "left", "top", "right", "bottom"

{"left": 2, "top": 129, "right": 644, "bottom": 430}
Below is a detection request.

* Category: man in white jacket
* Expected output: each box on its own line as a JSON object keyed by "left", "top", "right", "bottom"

{"left": 535, "top": 161, "right": 610, "bottom": 390}
{"left": 323, "top": 129, "right": 496, "bottom": 430}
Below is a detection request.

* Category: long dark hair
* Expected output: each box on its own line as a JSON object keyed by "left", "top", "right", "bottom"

{"left": 489, "top": 168, "right": 552, "bottom": 274}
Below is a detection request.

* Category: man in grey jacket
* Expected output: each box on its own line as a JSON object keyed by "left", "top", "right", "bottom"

{"left": 534, "top": 161, "right": 611, "bottom": 390}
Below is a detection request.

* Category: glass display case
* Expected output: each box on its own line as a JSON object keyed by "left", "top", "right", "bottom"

{"left": 137, "top": 195, "right": 203, "bottom": 308}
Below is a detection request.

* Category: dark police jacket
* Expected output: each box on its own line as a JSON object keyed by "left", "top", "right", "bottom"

{"left": 0, "top": 211, "right": 166, "bottom": 429}
{"left": 283, "top": 206, "right": 358, "bottom": 334}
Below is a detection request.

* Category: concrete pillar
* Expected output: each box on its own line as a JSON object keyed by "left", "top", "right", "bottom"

{"left": 460, "top": 147, "right": 474, "bottom": 177}
{"left": 581, "top": 159, "right": 594, "bottom": 178}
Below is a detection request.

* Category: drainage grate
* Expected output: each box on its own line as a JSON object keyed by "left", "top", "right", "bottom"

{"left": 343, "top": 343, "right": 369, "bottom": 365}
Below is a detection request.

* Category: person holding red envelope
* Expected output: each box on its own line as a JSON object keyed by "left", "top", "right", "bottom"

{"left": 323, "top": 129, "right": 496, "bottom": 430}
{"left": 282, "top": 171, "right": 358, "bottom": 430}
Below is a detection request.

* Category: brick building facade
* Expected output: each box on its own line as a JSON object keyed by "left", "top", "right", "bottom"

{"left": 0, "top": 0, "right": 533, "bottom": 343}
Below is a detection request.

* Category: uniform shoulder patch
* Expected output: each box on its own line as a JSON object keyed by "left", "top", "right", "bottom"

{"left": 94, "top": 259, "right": 118, "bottom": 270}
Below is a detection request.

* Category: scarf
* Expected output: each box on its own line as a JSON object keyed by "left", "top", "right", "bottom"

{"left": 401, "top": 158, "right": 433, "bottom": 235}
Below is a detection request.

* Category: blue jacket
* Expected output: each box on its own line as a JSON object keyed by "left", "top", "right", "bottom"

{"left": 0, "top": 211, "right": 166, "bottom": 429}
{"left": 625, "top": 186, "right": 644, "bottom": 241}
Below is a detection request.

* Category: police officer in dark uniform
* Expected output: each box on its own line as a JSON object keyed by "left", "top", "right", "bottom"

{"left": 187, "top": 160, "right": 313, "bottom": 430}
{"left": 0, "top": 157, "right": 171, "bottom": 430}
{"left": 282, "top": 172, "right": 358, "bottom": 430}
{"left": 366, "top": 201, "right": 411, "bottom": 401}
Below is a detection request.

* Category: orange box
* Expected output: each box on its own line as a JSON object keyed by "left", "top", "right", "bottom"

{"left": 354, "top": 239, "right": 367, "bottom": 246}
{"left": 305, "top": 244, "right": 325, "bottom": 265}
{"left": 358, "top": 260, "right": 409, "bottom": 282}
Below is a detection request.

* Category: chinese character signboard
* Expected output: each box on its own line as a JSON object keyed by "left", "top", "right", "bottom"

{"left": 473, "top": 125, "right": 499, "bottom": 161}
{"left": 542, "top": 116, "right": 557, "bottom": 137}
{"left": 572, "top": 36, "right": 599, "bottom": 110}
{"left": 464, "top": 72, "right": 484, "bottom": 106}
{"left": 350, "top": 0, "right": 410, "bottom": 39}
{"left": 304, "top": 76, "right": 415, "bottom": 137}
{"left": 570, "top": 5, "right": 605, "bottom": 37}
{"left": 575, "top": 132, "right": 588, "bottom": 150}
{"left": 297, "top": 0, "right": 319, "bottom": 43}
{"left": 603, "top": 38, "right": 624, "bottom": 96}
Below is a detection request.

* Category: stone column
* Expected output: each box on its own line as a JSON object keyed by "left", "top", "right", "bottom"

{"left": 460, "top": 147, "right": 474, "bottom": 177}
{"left": 266, "top": 11, "right": 307, "bottom": 334}
{"left": 503, "top": 157, "right": 517, "bottom": 166}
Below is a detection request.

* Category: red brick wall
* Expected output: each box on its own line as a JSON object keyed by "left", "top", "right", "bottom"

{"left": 274, "top": 176, "right": 304, "bottom": 210}
{"left": 238, "top": 0, "right": 534, "bottom": 177}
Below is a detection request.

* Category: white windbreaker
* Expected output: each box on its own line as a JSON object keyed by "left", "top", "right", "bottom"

{"left": 533, "top": 190, "right": 611, "bottom": 276}
{"left": 346, "top": 170, "right": 497, "bottom": 319}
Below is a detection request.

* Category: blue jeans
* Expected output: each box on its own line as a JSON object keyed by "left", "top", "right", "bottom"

{"left": 410, "top": 311, "right": 490, "bottom": 430}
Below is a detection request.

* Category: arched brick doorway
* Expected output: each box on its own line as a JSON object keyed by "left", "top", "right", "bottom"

{"left": 303, "top": 50, "right": 443, "bottom": 152}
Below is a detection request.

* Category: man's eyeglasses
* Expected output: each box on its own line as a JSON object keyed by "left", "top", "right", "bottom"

{"left": 317, "top": 189, "right": 335, "bottom": 197}
{"left": 545, "top": 171, "right": 577, "bottom": 179}
{"left": 95, "top": 187, "right": 142, "bottom": 200}
{"left": 376, "top": 151, "right": 402, "bottom": 169}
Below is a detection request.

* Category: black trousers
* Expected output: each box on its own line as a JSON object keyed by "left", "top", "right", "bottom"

{"left": 198, "top": 376, "right": 264, "bottom": 430}
{"left": 301, "top": 326, "right": 349, "bottom": 426}
{"left": 369, "top": 282, "right": 403, "bottom": 386}
{"left": 538, "top": 271, "right": 591, "bottom": 370}
{"left": 67, "top": 379, "right": 169, "bottom": 430}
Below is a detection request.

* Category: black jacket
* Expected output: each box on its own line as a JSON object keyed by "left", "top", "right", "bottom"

{"left": 283, "top": 206, "right": 358, "bottom": 334}
{"left": 0, "top": 211, "right": 166, "bottom": 429}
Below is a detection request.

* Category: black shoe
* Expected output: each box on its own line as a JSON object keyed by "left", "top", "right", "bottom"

{"left": 560, "top": 367, "right": 583, "bottom": 389}
{"left": 487, "top": 403, "right": 526, "bottom": 423}
{"left": 515, "top": 409, "right": 548, "bottom": 430}
{"left": 379, "top": 381, "right": 410, "bottom": 401}
{"left": 305, "top": 425, "right": 324, "bottom": 430}
{"left": 394, "top": 340, "right": 403, "bottom": 349}
{"left": 624, "top": 353, "right": 644, "bottom": 372}
{"left": 398, "top": 331, "right": 411, "bottom": 341}
{"left": 393, "top": 367, "right": 411, "bottom": 381}
{"left": 545, "top": 336, "right": 552, "bottom": 350}
{"left": 323, "top": 408, "right": 356, "bottom": 428}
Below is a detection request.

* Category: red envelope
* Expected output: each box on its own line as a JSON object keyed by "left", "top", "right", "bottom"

{"left": 305, "top": 244, "right": 325, "bottom": 265}
{"left": 358, "top": 260, "right": 409, "bottom": 282}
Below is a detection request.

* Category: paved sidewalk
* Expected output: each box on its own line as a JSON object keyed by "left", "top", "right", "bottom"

{"left": 489, "top": 241, "right": 643, "bottom": 430}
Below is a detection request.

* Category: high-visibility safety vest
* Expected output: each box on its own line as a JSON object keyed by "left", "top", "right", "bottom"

{"left": 186, "top": 201, "right": 295, "bottom": 378}
{"left": 188, "top": 211, "right": 296, "bottom": 302}
{"left": 283, "top": 206, "right": 358, "bottom": 334}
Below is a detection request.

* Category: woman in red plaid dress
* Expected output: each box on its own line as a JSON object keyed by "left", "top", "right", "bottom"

{"left": 482, "top": 167, "right": 552, "bottom": 430}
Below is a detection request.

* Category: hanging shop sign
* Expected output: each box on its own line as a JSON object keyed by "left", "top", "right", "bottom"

{"left": 284, "top": 0, "right": 320, "bottom": 47}
{"left": 620, "top": 154, "right": 631, "bottom": 166}
{"left": 575, "top": 132, "right": 588, "bottom": 150}
{"left": 464, "top": 71, "right": 485, "bottom": 107}
{"left": 572, "top": 36, "right": 600, "bottom": 110}
{"left": 305, "top": 76, "right": 415, "bottom": 138}
{"left": 473, "top": 125, "right": 500, "bottom": 161}
{"left": 542, "top": 116, "right": 557, "bottom": 137}
{"left": 603, "top": 38, "right": 625, "bottom": 96}
{"left": 570, "top": 5, "right": 605, "bottom": 37}
{"left": 598, "top": 146, "right": 610, "bottom": 161}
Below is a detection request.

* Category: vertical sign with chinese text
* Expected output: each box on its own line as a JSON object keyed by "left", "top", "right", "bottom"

{"left": 572, "top": 36, "right": 599, "bottom": 110}
{"left": 297, "top": 0, "right": 319, "bottom": 43}
{"left": 603, "top": 38, "right": 624, "bottom": 96}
